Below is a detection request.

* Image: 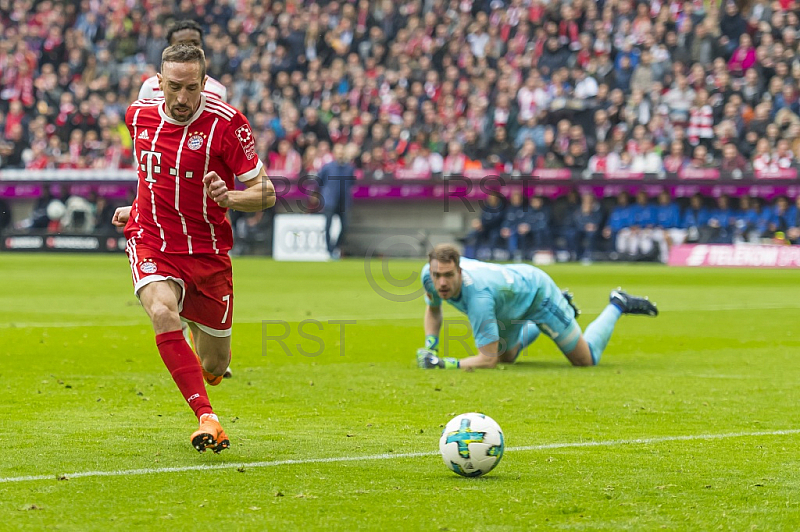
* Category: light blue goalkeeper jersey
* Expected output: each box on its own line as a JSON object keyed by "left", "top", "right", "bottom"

{"left": 421, "top": 258, "right": 555, "bottom": 348}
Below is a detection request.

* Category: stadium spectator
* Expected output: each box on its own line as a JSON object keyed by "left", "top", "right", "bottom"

{"left": 728, "top": 33, "right": 757, "bottom": 78}
{"left": 317, "top": 143, "right": 356, "bottom": 260}
{"left": 787, "top": 196, "right": 800, "bottom": 244}
{"left": 464, "top": 192, "right": 505, "bottom": 261}
{"left": 681, "top": 193, "right": 712, "bottom": 243}
{"left": 268, "top": 138, "right": 303, "bottom": 177}
{"left": 764, "top": 196, "right": 793, "bottom": 238}
{"left": 632, "top": 138, "right": 664, "bottom": 174}
{"left": 663, "top": 141, "right": 689, "bottom": 173}
{"left": 652, "top": 190, "right": 685, "bottom": 263}
{"left": 628, "top": 190, "right": 658, "bottom": 260}
{"left": 4, "top": 0, "right": 800, "bottom": 260}
{"left": 498, "top": 191, "right": 526, "bottom": 261}
{"left": 720, "top": 143, "right": 749, "bottom": 174}
{"left": 517, "top": 195, "right": 552, "bottom": 260}
{"left": 602, "top": 191, "right": 634, "bottom": 257}
{"left": 733, "top": 195, "right": 764, "bottom": 244}
{"left": 554, "top": 189, "right": 580, "bottom": 259}
{"left": 588, "top": 141, "right": 620, "bottom": 174}
{"left": 571, "top": 193, "right": 603, "bottom": 264}
{"left": 706, "top": 195, "right": 736, "bottom": 244}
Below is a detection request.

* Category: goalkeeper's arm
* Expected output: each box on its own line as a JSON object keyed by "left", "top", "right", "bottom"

{"left": 424, "top": 305, "right": 443, "bottom": 350}
{"left": 418, "top": 305, "right": 460, "bottom": 369}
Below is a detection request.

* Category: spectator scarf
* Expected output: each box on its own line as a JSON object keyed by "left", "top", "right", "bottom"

{"left": 559, "top": 20, "right": 579, "bottom": 45}
{"left": 688, "top": 105, "right": 714, "bottom": 144}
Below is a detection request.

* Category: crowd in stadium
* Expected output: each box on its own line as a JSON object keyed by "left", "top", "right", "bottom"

{"left": 463, "top": 189, "right": 800, "bottom": 263}
{"left": 3, "top": 0, "right": 800, "bottom": 255}
{"left": 1, "top": 0, "right": 800, "bottom": 175}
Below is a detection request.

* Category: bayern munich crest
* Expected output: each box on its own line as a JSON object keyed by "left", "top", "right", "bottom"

{"left": 140, "top": 259, "right": 158, "bottom": 274}
{"left": 187, "top": 131, "right": 206, "bottom": 150}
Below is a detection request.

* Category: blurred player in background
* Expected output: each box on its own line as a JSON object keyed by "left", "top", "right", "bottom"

{"left": 113, "top": 45, "right": 274, "bottom": 452}
{"left": 417, "top": 244, "right": 657, "bottom": 370}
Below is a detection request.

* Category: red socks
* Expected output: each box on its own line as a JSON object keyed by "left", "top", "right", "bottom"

{"left": 155, "top": 330, "right": 212, "bottom": 419}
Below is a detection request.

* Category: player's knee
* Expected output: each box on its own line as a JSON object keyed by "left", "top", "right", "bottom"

{"left": 201, "top": 351, "right": 229, "bottom": 375}
{"left": 149, "top": 304, "right": 181, "bottom": 332}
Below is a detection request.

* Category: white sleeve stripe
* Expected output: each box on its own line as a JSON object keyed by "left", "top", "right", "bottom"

{"left": 205, "top": 108, "right": 233, "bottom": 121}
{"left": 206, "top": 102, "right": 235, "bottom": 117}
{"left": 236, "top": 159, "right": 264, "bottom": 182}
{"left": 203, "top": 97, "right": 236, "bottom": 114}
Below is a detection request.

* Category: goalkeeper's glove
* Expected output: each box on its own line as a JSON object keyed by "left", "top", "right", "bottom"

{"left": 416, "top": 348, "right": 460, "bottom": 369}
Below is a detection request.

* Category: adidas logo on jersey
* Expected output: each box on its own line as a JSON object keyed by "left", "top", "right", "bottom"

{"left": 138, "top": 130, "right": 150, "bottom": 140}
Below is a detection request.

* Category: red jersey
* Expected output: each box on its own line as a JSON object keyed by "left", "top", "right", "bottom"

{"left": 124, "top": 94, "right": 263, "bottom": 255}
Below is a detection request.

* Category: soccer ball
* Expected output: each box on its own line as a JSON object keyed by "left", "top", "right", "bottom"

{"left": 439, "top": 412, "right": 504, "bottom": 477}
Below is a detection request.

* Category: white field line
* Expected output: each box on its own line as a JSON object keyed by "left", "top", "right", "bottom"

{"left": 1, "top": 428, "right": 797, "bottom": 484}
{"left": 3, "top": 302, "right": 800, "bottom": 329}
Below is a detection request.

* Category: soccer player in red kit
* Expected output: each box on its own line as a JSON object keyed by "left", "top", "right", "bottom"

{"left": 113, "top": 44, "right": 275, "bottom": 453}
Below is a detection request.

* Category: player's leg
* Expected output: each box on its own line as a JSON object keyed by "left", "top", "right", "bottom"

{"left": 180, "top": 254, "right": 234, "bottom": 388}
{"left": 324, "top": 208, "right": 336, "bottom": 255}
{"left": 177, "top": 262, "right": 232, "bottom": 452}
{"left": 137, "top": 279, "right": 225, "bottom": 452}
{"left": 527, "top": 272, "right": 656, "bottom": 366}
{"left": 188, "top": 322, "right": 232, "bottom": 384}
{"left": 526, "top": 274, "right": 588, "bottom": 365}
{"left": 497, "top": 322, "right": 541, "bottom": 364}
{"left": 183, "top": 319, "right": 233, "bottom": 379}
{"left": 138, "top": 279, "right": 183, "bottom": 334}
{"left": 577, "top": 289, "right": 659, "bottom": 365}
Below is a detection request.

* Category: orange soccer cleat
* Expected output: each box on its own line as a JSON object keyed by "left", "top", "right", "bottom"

{"left": 190, "top": 413, "right": 230, "bottom": 453}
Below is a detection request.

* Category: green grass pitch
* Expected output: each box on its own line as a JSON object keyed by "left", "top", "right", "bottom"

{"left": 1, "top": 253, "right": 799, "bottom": 530}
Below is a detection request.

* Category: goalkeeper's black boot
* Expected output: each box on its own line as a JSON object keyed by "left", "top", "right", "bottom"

{"left": 609, "top": 289, "right": 658, "bottom": 317}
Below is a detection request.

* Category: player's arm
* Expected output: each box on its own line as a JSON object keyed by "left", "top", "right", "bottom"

{"left": 204, "top": 166, "right": 276, "bottom": 212}
{"left": 424, "top": 304, "right": 443, "bottom": 341}
{"left": 458, "top": 341, "right": 503, "bottom": 370}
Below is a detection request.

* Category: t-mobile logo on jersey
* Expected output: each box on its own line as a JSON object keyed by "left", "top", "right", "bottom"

{"left": 140, "top": 150, "right": 162, "bottom": 184}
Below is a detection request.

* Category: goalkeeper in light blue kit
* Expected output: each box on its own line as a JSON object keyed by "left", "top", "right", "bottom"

{"left": 417, "top": 244, "right": 658, "bottom": 370}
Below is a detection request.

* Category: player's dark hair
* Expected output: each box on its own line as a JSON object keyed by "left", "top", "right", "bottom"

{"left": 166, "top": 20, "right": 203, "bottom": 45}
{"left": 429, "top": 244, "right": 460, "bottom": 267}
{"left": 161, "top": 44, "right": 207, "bottom": 81}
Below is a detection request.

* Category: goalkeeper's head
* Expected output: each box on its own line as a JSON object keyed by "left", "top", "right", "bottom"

{"left": 428, "top": 244, "right": 462, "bottom": 300}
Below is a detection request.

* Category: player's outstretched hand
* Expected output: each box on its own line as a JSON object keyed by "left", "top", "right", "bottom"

{"left": 203, "top": 171, "right": 230, "bottom": 208}
{"left": 112, "top": 205, "right": 132, "bottom": 227}
{"left": 416, "top": 348, "right": 459, "bottom": 369}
